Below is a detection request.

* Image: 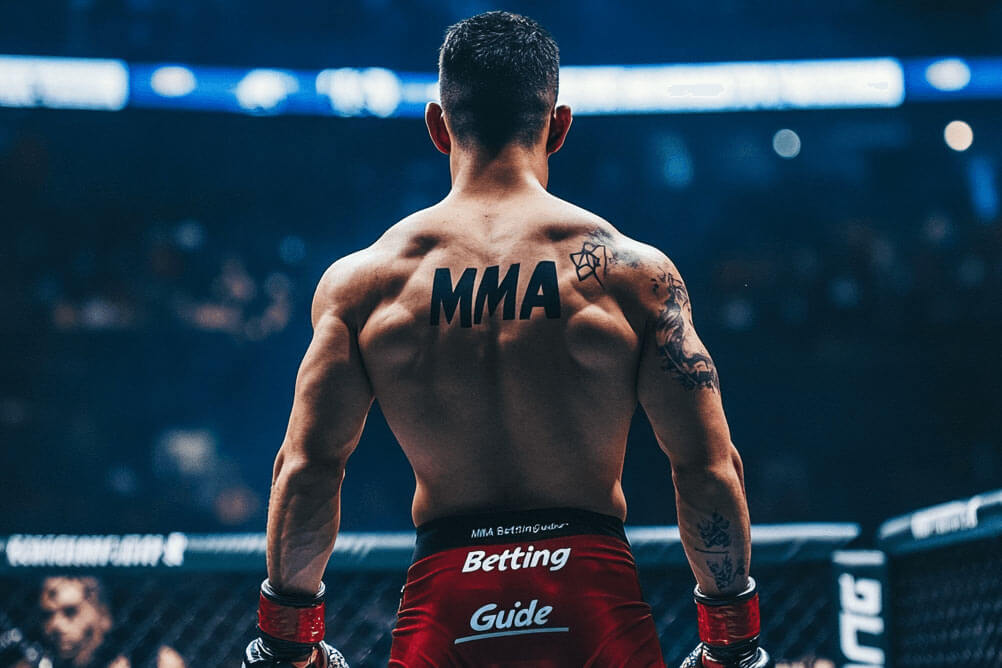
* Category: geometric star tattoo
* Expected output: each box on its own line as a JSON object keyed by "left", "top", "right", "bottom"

{"left": 570, "top": 241, "right": 607, "bottom": 287}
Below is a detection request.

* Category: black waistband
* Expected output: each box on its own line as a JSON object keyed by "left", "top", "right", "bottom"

{"left": 413, "top": 507, "right": 628, "bottom": 561}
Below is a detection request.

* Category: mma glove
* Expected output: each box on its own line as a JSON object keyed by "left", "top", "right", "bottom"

{"left": 680, "top": 577, "right": 772, "bottom": 668}
{"left": 242, "top": 580, "right": 350, "bottom": 668}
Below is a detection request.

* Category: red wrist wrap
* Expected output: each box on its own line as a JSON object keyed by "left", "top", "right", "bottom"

{"left": 696, "top": 592, "right": 760, "bottom": 646}
{"left": 258, "top": 593, "right": 326, "bottom": 645}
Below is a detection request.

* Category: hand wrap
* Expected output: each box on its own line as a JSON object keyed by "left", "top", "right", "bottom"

{"left": 243, "top": 579, "right": 351, "bottom": 667}
{"left": 257, "top": 579, "right": 327, "bottom": 656}
{"left": 682, "top": 577, "right": 772, "bottom": 668}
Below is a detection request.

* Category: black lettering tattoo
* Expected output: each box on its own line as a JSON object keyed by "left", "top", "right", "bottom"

{"left": 430, "top": 267, "right": 476, "bottom": 327}
{"left": 651, "top": 270, "right": 720, "bottom": 391}
{"left": 430, "top": 261, "right": 561, "bottom": 327}
{"left": 698, "top": 512, "right": 731, "bottom": 548}
{"left": 520, "top": 261, "right": 562, "bottom": 320}
{"left": 706, "top": 555, "right": 746, "bottom": 591}
{"left": 474, "top": 264, "right": 520, "bottom": 324}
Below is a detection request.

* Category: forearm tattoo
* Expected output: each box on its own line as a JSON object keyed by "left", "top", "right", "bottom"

{"left": 706, "top": 554, "right": 746, "bottom": 591}
{"left": 651, "top": 269, "right": 719, "bottom": 392}
{"left": 695, "top": 511, "right": 746, "bottom": 589}
{"left": 698, "top": 512, "right": 731, "bottom": 548}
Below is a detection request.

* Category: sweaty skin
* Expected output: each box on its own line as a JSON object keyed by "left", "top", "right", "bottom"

{"left": 266, "top": 103, "right": 751, "bottom": 610}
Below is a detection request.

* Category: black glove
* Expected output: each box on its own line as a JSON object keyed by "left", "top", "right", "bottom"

{"left": 242, "top": 579, "right": 350, "bottom": 668}
{"left": 680, "top": 642, "right": 771, "bottom": 668}
{"left": 680, "top": 577, "right": 772, "bottom": 668}
{"left": 243, "top": 638, "right": 348, "bottom": 667}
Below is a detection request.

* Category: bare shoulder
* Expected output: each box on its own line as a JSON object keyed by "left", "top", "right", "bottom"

{"left": 312, "top": 247, "right": 375, "bottom": 327}
{"left": 555, "top": 204, "right": 684, "bottom": 307}
{"left": 604, "top": 235, "right": 686, "bottom": 310}
{"left": 311, "top": 207, "right": 443, "bottom": 327}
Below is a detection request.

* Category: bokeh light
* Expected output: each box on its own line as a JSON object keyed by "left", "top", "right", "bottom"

{"left": 772, "top": 128, "right": 801, "bottom": 158}
{"left": 944, "top": 120, "right": 973, "bottom": 151}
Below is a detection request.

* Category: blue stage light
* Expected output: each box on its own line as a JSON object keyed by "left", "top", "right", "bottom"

{"left": 0, "top": 55, "right": 128, "bottom": 110}
{"left": 4, "top": 54, "right": 1002, "bottom": 116}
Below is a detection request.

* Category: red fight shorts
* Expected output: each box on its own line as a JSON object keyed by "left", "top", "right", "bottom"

{"left": 389, "top": 507, "right": 666, "bottom": 667}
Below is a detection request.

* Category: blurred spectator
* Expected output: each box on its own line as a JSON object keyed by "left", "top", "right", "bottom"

{"left": 6, "top": 577, "right": 186, "bottom": 668}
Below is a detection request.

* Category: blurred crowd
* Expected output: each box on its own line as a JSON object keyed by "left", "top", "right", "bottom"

{"left": 1, "top": 101, "right": 1000, "bottom": 535}
{"left": 706, "top": 200, "right": 1002, "bottom": 336}
{"left": 4, "top": 1, "right": 1001, "bottom": 71}
{"left": 40, "top": 218, "right": 298, "bottom": 341}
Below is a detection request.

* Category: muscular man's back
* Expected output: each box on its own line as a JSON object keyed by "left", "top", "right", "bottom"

{"left": 253, "top": 14, "right": 762, "bottom": 667}
{"left": 351, "top": 190, "right": 644, "bottom": 525}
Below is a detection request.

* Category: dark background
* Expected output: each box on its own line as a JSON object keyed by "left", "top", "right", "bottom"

{"left": 2, "top": 0, "right": 1000, "bottom": 539}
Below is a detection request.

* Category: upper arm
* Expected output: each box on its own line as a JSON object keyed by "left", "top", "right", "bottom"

{"left": 633, "top": 253, "right": 734, "bottom": 471}
{"left": 279, "top": 260, "right": 375, "bottom": 471}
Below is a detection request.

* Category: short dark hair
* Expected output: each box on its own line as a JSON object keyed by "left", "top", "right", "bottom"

{"left": 438, "top": 11, "right": 559, "bottom": 152}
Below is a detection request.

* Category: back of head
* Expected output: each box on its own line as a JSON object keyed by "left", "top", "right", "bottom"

{"left": 438, "top": 11, "right": 559, "bottom": 153}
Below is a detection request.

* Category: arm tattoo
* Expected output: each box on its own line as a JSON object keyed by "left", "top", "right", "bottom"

{"left": 570, "top": 228, "right": 643, "bottom": 288}
{"left": 651, "top": 270, "right": 720, "bottom": 391}
{"left": 586, "top": 228, "right": 642, "bottom": 268}
{"left": 572, "top": 229, "right": 718, "bottom": 391}
{"left": 707, "top": 555, "right": 746, "bottom": 591}
{"left": 698, "top": 512, "right": 731, "bottom": 548}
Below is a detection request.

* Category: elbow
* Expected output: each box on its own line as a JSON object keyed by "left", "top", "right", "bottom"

{"left": 273, "top": 446, "right": 348, "bottom": 489}
{"left": 671, "top": 442, "right": 744, "bottom": 492}
{"left": 729, "top": 444, "right": 746, "bottom": 488}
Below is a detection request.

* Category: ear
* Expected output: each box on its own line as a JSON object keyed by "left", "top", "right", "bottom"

{"left": 425, "top": 102, "right": 451, "bottom": 155}
{"left": 546, "top": 105, "right": 573, "bottom": 156}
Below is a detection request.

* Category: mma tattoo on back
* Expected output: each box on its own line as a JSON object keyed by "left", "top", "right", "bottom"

{"left": 429, "top": 261, "right": 561, "bottom": 327}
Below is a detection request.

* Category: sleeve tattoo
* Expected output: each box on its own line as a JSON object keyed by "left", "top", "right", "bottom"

{"left": 650, "top": 269, "right": 720, "bottom": 392}
{"left": 571, "top": 229, "right": 719, "bottom": 392}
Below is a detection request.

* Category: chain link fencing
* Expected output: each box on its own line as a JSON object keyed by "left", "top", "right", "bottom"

{"left": 879, "top": 489, "right": 1002, "bottom": 668}
{"left": 0, "top": 525, "right": 857, "bottom": 667}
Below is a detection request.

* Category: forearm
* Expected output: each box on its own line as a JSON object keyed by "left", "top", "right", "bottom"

{"left": 266, "top": 451, "right": 345, "bottom": 595}
{"left": 672, "top": 447, "right": 751, "bottom": 597}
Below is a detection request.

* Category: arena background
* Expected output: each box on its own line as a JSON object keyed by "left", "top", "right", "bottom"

{"left": 1, "top": 2, "right": 1001, "bottom": 667}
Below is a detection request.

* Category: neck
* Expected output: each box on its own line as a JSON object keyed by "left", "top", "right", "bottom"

{"left": 448, "top": 142, "right": 549, "bottom": 197}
